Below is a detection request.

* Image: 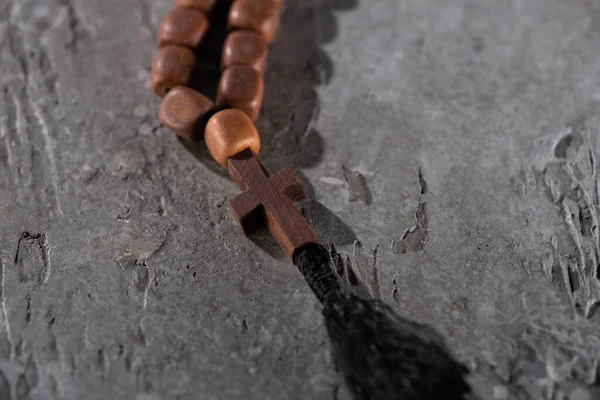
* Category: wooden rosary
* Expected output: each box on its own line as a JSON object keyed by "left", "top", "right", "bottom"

{"left": 150, "top": 0, "right": 317, "bottom": 259}
{"left": 148, "top": 2, "right": 472, "bottom": 399}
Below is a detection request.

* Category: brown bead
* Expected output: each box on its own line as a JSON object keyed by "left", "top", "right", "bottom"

{"left": 217, "top": 66, "right": 264, "bottom": 120}
{"left": 205, "top": 109, "right": 261, "bottom": 167}
{"left": 159, "top": 86, "right": 214, "bottom": 141}
{"left": 228, "top": 0, "right": 282, "bottom": 44}
{"left": 173, "top": 0, "right": 216, "bottom": 12}
{"left": 151, "top": 45, "right": 196, "bottom": 97}
{"left": 158, "top": 7, "right": 209, "bottom": 48}
{"left": 221, "top": 30, "right": 268, "bottom": 73}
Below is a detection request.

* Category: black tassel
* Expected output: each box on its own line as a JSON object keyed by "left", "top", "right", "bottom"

{"left": 294, "top": 243, "right": 471, "bottom": 400}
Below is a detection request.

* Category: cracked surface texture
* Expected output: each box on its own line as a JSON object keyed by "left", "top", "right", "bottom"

{"left": 1, "top": 0, "right": 600, "bottom": 399}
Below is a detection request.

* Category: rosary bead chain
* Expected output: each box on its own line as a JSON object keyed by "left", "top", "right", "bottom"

{"left": 152, "top": 1, "right": 285, "bottom": 157}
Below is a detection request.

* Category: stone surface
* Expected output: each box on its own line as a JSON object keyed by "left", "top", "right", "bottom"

{"left": 0, "top": 0, "right": 600, "bottom": 399}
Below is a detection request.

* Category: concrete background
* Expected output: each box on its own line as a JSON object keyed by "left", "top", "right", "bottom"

{"left": 1, "top": 0, "right": 600, "bottom": 399}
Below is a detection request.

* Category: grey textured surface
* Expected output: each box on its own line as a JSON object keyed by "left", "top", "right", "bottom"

{"left": 1, "top": 0, "right": 600, "bottom": 399}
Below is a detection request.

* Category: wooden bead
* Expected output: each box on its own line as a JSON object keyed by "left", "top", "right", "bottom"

{"left": 159, "top": 86, "right": 214, "bottom": 141}
{"left": 173, "top": 0, "right": 216, "bottom": 12}
{"left": 221, "top": 30, "right": 268, "bottom": 73}
{"left": 151, "top": 45, "right": 196, "bottom": 97}
{"left": 228, "top": 0, "right": 282, "bottom": 44}
{"left": 228, "top": 149, "right": 318, "bottom": 259}
{"left": 158, "top": 7, "right": 209, "bottom": 48}
{"left": 216, "top": 66, "right": 264, "bottom": 120}
{"left": 205, "top": 109, "right": 261, "bottom": 167}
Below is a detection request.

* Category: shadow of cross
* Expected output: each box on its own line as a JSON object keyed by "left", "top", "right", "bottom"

{"left": 228, "top": 149, "right": 319, "bottom": 259}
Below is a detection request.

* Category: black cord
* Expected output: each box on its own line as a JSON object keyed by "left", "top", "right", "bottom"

{"left": 294, "top": 243, "right": 472, "bottom": 400}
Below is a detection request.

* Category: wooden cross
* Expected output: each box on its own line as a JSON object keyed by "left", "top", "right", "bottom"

{"left": 227, "top": 149, "right": 318, "bottom": 259}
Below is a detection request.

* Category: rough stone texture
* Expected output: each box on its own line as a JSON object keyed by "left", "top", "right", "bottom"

{"left": 1, "top": 0, "right": 600, "bottom": 399}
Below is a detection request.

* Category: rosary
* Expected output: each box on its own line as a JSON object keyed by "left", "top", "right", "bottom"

{"left": 149, "top": 1, "right": 471, "bottom": 398}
